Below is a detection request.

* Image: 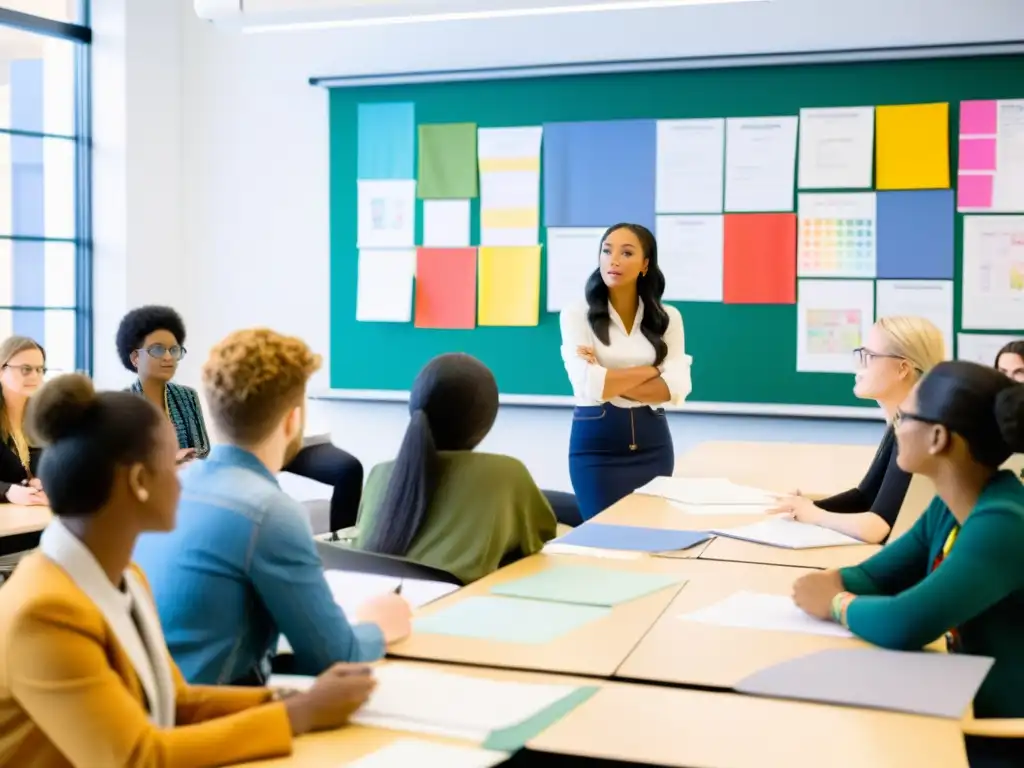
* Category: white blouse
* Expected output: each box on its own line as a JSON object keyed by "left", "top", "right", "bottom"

{"left": 559, "top": 299, "right": 693, "bottom": 408}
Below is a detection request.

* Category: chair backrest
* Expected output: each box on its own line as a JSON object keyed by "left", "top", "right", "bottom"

{"left": 314, "top": 540, "right": 463, "bottom": 585}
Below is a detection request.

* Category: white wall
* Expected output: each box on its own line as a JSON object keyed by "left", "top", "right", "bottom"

{"left": 97, "top": 0, "right": 1024, "bottom": 490}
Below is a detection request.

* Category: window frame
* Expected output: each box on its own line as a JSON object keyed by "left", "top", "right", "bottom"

{"left": 0, "top": 2, "right": 92, "bottom": 374}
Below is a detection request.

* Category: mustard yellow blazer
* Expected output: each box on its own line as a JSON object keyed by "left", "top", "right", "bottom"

{"left": 0, "top": 553, "right": 294, "bottom": 768}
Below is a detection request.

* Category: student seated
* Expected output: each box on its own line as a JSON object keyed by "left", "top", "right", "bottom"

{"left": 0, "top": 374, "right": 377, "bottom": 767}
{"left": 117, "top": 305, "right": 366, "bottom": 528}
{"left": 772, "top": 316, "right": 945, "bottom": 543}
{"left": 133, "top": 329, "right": 410, "bottom": 685}
{"left": 355, "top": 353, "right": 557, "bottom": 583}
{"left": 995, "top": 339, "right": 1024, "bottom": 383}
{"left": 793, "top": 361, "right": 1024, "bottom": 768}
{"left": 0, "top": 337, "right": 47, "bottom": 507}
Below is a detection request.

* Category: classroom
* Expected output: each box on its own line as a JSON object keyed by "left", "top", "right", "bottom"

{"left": 1, "top": 0, "right": 1024, "bottom": 766}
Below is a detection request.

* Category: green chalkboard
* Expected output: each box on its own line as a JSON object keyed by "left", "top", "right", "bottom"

{"left": 328, "top": 54, "right": 1024, "bottom": 410}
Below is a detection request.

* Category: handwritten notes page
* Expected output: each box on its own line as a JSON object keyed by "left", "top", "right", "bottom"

{"left": 725, "top": 116, "right": 798, "bottom": 212}
{"left": 798, "top": 106, "right": 874, "bottom": 189}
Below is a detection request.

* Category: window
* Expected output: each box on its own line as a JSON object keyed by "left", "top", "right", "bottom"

{"left": 0, "top": 3, "right": 90, "bottom": 376}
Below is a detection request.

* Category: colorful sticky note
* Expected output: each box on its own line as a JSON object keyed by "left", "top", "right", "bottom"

{"left": 959, "top": 138, "right": 997, "bottom": 172}
{"left": 477, "top": 246, "right": 541, "bottom": 327}
{"left": 876, "top": 103, "right": 950, "bottom": 190}
{"left": 418, "top": 123, "right": 478, "bottom": 199}
{"left": 958, "top": 174, "right": 995, "bottom": 210}
{"left": 876, "top": 191, "right": 954, "bottom": 279}
{"left": 357, "top": 102, "right": 415, "bottom": 180}
{"left": 723, "top": 214, "right": 796, "bottom": 304}
{"left": 960, "top": 100, "right": 998, "bottom": 135}
{"left": 414, "top": 248, "right": 477, "bottom": 329}
{"left": 543, "top": 120, "right": 656, "bottom": 230}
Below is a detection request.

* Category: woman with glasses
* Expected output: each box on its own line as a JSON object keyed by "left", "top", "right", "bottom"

{"left": 771, "top": 317, "right": 945, "bottom": 543}
{"left": 116, "top": 306, "right": 370, "bottom": 531}
{"left": 0, "top": 336, "right": 48, "bottom": 506}
{"left": 792, "top": 361, "right": 1024, "bottom": 768}
{"left": 116, "top": 306, "right": 209, "bottom": 464}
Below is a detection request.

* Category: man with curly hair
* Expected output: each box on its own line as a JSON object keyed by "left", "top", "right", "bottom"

{"left": 134, "top": 328, "right": 411, "bottom": 685}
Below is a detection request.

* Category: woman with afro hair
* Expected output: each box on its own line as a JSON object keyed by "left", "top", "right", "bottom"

{"left": 116, "top": 306, "right": 367, "bottom": 529}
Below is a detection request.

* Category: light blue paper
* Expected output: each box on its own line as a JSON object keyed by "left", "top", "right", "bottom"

{"left": 357, "top": 102, "right": 415, "bottom": 180}
{"left": 490, "top": 565, "right": 683, "bottom": 607}
{"left": 876, "top": 190, "right": 954, "bottom": 278}
{"left": 555, "top": 523, "right": 710, "bottom": 553}
{"left": 543, "top": 120, "right": 656, "bottom": 230}
{"left": 414, "top": 596, "right": 610, "bottom": 644}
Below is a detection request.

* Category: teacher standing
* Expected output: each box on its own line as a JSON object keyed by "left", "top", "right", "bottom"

{"left": 559, "top": 223, "right": 692, "bottom": 521}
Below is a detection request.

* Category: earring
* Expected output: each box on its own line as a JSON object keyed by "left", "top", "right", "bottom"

{"left": 137, "top": 488, "right": 149, "bottom": 503}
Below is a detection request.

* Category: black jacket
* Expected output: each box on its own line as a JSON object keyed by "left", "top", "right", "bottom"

{"left": 0, "top": 434, "right": 42, "bottom": 503}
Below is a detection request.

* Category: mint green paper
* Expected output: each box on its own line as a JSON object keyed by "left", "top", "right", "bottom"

{"left": 490, "top": 566, "right": 684, "bottom": 607}
{"left": 417, "top": 122, "right": 478, "bottom": 199}
{"left": 482, "top": 686, "right": 600, "bottom": 752}
{"left": 413, "top": 596, "right": 609, "bottom": 644}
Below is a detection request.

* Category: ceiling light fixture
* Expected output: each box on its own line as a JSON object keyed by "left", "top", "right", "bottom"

{"left": 242, "top": 0, "right": 766, "bottom": 35}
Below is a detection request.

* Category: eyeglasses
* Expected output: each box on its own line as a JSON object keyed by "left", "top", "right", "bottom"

{"left": 1, "top": 364, "right": 47, "bottom": 377}
{"left": 139, "top": 344, "right": 186, "bottom": 361}
{"left": 894, "top": 408, "right": 940, "bottom": 428}
{"left": 852, "top": 347, "right": 904, "bottom": 368}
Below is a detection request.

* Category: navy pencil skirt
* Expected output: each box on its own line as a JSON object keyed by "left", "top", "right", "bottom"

{"left": 568, "top": 404, "right": 674, "bottom": 521}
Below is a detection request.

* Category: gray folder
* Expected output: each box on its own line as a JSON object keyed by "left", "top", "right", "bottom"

{"left": 736, "top": 648, "right": 994, "bottom": 719}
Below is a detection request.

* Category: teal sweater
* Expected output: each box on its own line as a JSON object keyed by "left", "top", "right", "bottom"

{"left": 839, "top": 470, "right": 1024, "bottom": 719}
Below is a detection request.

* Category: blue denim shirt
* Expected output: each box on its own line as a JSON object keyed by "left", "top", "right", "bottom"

{"left": 133, "top": 445, "right": 385, "bottom": 684}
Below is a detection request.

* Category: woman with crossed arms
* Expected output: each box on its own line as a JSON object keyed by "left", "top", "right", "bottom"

{"left": 559, "top": 223, "right": 692, "bottom": 521}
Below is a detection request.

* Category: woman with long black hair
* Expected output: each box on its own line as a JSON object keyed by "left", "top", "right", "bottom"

{"left": 559, "top": 223, "right": 692, "bottom": 521}
{"left": 355, "top": 353, "right": 557, "bottom": 583}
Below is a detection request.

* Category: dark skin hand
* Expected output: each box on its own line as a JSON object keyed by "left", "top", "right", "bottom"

{"left": 792, "top": 570, "right": 846, "bottom": 621}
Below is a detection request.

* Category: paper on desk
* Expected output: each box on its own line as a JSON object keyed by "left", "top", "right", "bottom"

{"left": 491, "top": 565, "right": 683, "bottom": 607}
{"left": 711, "top": 518, "right": 864, "bottom": 549}
{"left": 549, "top": 523, "right": 711, "bottom": 553}
{"left": 680, "top": 591, "right": 854, "bottom": 638}
{"left": 415, "top": 596, "right": 610, "bottom": 644}
{"left": 346, "top": 740, "right": 509, "bottom": 768}
{"left": 669, "top": 501, "right": 773, "bottom": 516}
{"left": 541, "top": 542, "right": 647, "bottom": 560}
{"left": 635, "top": 476, "right": 778, "bottom": 506}
{"left": 737, "top": 648, "right": 994, "bottom": 719}
{"left": 269, "top": 666, "right": 584, "bottom": 742}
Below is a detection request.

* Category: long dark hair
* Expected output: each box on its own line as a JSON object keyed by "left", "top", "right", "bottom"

{"left": 362, "top": 353, "right": 499, "bottom": 556}
{"left": 585, "top": 223, "right": 670, "bottom": 365}
{"left": 994, "top": 340, "right": 1024, "bottom": 368}
{"left": 915, "top": 361, "right": 1024, "bottom": 468}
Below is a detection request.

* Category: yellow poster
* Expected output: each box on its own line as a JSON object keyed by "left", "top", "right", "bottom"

{"left": 876, "top": 103, "right": 950, "bottom": 190}
{"left": 477, "top": 246, "right": 541, "bottom": 327}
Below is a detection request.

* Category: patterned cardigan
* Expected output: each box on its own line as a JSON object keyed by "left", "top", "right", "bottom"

{"left": 129, "top": 380, "right": 210, "bottom": 459}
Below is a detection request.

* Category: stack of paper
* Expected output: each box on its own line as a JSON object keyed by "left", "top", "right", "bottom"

{"left": 710, "top": 518, "right": 864, "bottom": 549}
{"left": 272, "top": 665, "right": 585, "bottom": 742}
{"left": 680, "top": 591, "right": 854, "bottom": 638}
{"left": 347, "top": 740, "right": 509, "bottom": 768}
{"left": 546, "top": 524, "right": 710, "bottom": 554}
{"left": 634, "top": 476, "right": 778, "bottom": 506}
{"left": 668, "top": 501, "right": 773, "bottom": 516}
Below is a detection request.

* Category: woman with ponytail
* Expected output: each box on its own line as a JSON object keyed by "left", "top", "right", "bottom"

{"left": 559, "top": 223, "right": 692, "bottom": 520}
{"left": 356, "top": 354, "right": 556, "bottom": 583}
{"left": 791, "top": 362, "right": 1024, "bottom": 767}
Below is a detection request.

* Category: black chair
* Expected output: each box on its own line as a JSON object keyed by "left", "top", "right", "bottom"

{"left": 314, "top": 540, "right": 463, "bottom": 586}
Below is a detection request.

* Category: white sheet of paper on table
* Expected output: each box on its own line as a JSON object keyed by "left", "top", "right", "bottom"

{"left": 634, "top": 476, "right": 778, "bottom": 506}
{"left": 680, "top": 590, "right": 855, "bottom": 638}
{"left": 541, "top": 542, "right": 647, "bottom": 560}
{"left": 346, "top": 739, "right": 509, "bottom": 768}
{"left": 268, "top": 666, "right": 581, "bottom": 741}
{"left": 669, "top": 501, "right": 773, "bottom": 516}
{"left": 710, "top": 518, "right": 864, "bottom": 549}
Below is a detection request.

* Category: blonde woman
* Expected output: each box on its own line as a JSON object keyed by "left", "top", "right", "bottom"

{"left": 0, "top": 336, "right": 48, "bottom": 506}
{"left": 772, "top": 317, "right": 946, "bottom": 544}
